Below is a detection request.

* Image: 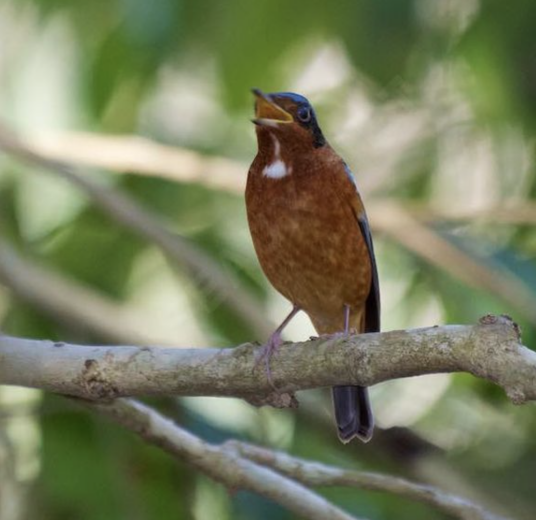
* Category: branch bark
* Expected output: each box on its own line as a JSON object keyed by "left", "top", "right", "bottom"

{"left": 0, "top": 320, "right": 525, "bottom": 519}
{"left": 0, "top": 316, "right": 534, "bottom": 408}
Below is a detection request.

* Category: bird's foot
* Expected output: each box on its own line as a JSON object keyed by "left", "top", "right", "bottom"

{"left": 317, "top": 331, "right": 344, "bottom": 340}
{"left": 312, "top": 327, "right": 357, "bottom": 341}
{"left": 255, "top": 331, "right": 283, "bottom": 390}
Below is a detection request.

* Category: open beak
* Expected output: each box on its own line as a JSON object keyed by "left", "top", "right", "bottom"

{"left": 252, "top": 88, "right": 293, "bottom": 126}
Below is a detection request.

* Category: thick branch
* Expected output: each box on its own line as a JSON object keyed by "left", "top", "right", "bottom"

{"left": 0, "top": 321, "right": 523, "bottom": 519}
{"left": 0, "top": 316, "right": 534, "bottom": 407}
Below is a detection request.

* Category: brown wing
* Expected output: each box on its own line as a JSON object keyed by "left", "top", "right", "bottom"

{"left": 343, "top": 163, "right": 380, "bottom": 333}
{"left": 333, "top": 163, "right": 379, "bottom": 443}
{"left": 356, "top": 212, "right": 380, "bottom": 333}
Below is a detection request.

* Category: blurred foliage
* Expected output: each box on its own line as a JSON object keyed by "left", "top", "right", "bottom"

{"left": 1, "top": 0, "right": 536, "bottom": 519}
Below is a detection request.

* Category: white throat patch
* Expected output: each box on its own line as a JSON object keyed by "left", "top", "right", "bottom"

{"left": 262, "top": 136, "right": 291, "bottom": 179}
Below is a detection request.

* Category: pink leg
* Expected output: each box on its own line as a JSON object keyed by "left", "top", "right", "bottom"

{"left": 343, "top": 304, "right": 350, "bottom": 335}
{"left": 257, "top": 306, "right": 300, "bottom": 387}
{"left": 316, "top": 304, "right": 351, "bottom": 340}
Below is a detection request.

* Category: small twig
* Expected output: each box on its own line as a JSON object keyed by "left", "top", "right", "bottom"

{"left": 87, "top": 398, "right": 362, "bottom": 520}
{"left": 227, "top": 442, "right": 510, "bottom": 520}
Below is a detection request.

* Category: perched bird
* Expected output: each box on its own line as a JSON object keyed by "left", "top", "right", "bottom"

{"left": 246, "top": 89, "right": 380, "bottom": 443}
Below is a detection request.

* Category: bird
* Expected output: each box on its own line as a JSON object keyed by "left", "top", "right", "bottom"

{"left": 245, "top": 89, "right": 380, "bottom": 443}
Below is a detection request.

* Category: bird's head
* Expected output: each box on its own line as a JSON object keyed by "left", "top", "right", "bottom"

{"left": 252, "top": 89, "right": 326, "bottom": 152}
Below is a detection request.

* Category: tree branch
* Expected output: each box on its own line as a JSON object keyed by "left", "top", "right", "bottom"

{"left": 3, "top": 125, "right": 533, "bottom": 331}
{"left": 87, "top": 398, "right": 362, "bottom": 520}
{"left": 226, "top": 441, "right": 510, "bottom": 520}
{"left": 0, "top": 123, "right": 273, "bottom": 338}
{"left": 82, "top": 398, "right": 510, "bottom": 520}
{"left": 22, "top": 130, "right": 536, "bottom": 227}
{"left": 0, "top": 319, "right": 525, "bottom": 519}
{"left": 371, "top": 202, "right": 536, "bottom": 325}
{"left": 3, "top": 125, "right": 534, "bottom": 332}
{"left": 85, "top": 398, "right": 510, "bottom": 520}
{"left": 0, "top": 316, "right": 534, "bottom": 408}
{"left": 0, "top": 238, "right": 172, "bottom": 345}
{"left": 26, "top": 131, "right": 247, "bottom": 193}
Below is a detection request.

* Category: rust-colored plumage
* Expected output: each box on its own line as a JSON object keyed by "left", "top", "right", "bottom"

{"left": 246, "top": 89, "right": 380, "bottom": 443}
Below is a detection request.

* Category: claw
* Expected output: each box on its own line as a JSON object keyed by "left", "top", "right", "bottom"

{"left": 255, "top": 331, "right": 283, "bottom": 389}
{"left": 254, "top": 306, "right": 301, "bottom": 390}
{"left": 317, "top": 331, "right": 345, "bottom": 341}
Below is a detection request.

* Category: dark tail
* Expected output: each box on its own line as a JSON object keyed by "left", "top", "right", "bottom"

{"left": 332, "top": 385, "right": 374, "bottom": 443}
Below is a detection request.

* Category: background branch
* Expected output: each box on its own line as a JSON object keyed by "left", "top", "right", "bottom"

{"left": 84, "top": 398, "right": 509, "bottom": 520}
{"left": 87, "top": 398, "right": 361, "bottom": 520}
{"left": 24, "top": 130, "right": 536, "bottom": 226}
{"left": 0, "top": 238, "right": 170, "bottom": 345}
{"left": 27, "top": 131, "right": 247, "bottom": 193}
{"left": 227, "top": 441, "right": 509, "bottom": 520}
{"left": 0, "top": 124, "right": 273, "bottom": 338}
{"left": 371, "top": 202, "right": 536, "bottom": 325}
{"left": 4, "top": 127, "right": 534, "bottom": 330}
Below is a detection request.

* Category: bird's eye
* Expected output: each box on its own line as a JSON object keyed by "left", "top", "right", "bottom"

{"left": 297, "top": 105, "right": 311, "bottom": 123}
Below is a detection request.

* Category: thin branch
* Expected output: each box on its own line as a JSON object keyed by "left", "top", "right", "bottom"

{"left": 26, "top": 131, "right": 246, "bottom": 193}
{"left": 0, "top": 238, "right": 172, "bottom": 345}
{"left": 87, "top": 398, "right": 509, "bottom": 520}
{"left": 13, "top": 129, "right": 536, "bottom": 328}
{"left": 0, "top": 316, "right": 534, "bottom": 408}
{"left": 24, "top": 130, "right": 536, "bottom": 226}
{"left": 372, "top": 201, "right": 536, "bottom": 325}
{"left": 4, "top": 127, "right": 534, "bottom": 332}
{"left": 87, "top": 398, "right": 362, "bottom": 520}
{"left": 227, "top": 441, "right": 510, "bottom": 520}
{"left": 0, "top": 124, "right": 273, "bottom": 339}
{"left": 408, "top": 201, "right": 536, "bottom": 225}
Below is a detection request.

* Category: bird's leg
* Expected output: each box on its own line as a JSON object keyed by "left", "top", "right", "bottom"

{"left": 314, "top": 305, "right": 352, "bottom": 340}
{"left": 343, "top": 303, "right": 351, "bottom": 336}
{"left": 256, "top": 305, "right": 301, "bottom": 387}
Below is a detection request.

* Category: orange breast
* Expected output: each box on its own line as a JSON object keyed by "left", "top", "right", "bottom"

{"left": 246, "top": 149, "right": 371, "bottom": 333}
